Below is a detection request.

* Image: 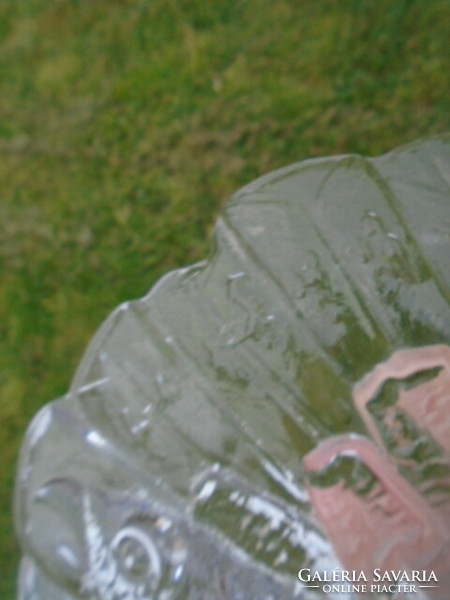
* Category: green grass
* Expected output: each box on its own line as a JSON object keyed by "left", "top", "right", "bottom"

{"left": 0, "top": 0, "right": 449, "bottom": 596}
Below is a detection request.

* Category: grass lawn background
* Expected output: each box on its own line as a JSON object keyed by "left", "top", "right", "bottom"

{"left": 0, "top": 0, "right": 449, "bottom": 596}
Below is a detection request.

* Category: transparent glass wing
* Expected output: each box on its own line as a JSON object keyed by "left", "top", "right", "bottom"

{"left": 15, "top": 136, "right": 450, "bottom": 599}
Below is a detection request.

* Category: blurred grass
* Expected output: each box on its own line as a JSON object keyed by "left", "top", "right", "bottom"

{"left": 0, "top": 0, "right": 449, "bottom": 596}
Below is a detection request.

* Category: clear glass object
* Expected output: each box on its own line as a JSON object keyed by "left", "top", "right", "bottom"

{"left": 14, "top": 136, "right": 450, "bottom": 599}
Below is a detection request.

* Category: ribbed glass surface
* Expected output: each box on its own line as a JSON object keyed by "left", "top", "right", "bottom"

{"left": 15, "top": 136, "right": 450, "bottom": 599}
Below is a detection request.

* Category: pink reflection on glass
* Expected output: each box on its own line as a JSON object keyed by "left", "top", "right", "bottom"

{"left": 353, "top": 345, "right": 450, "bottom": 456}
{"left": 304, "top": 345, "right": 450, "bottom": 597}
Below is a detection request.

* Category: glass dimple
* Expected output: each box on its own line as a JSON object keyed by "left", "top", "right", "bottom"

{"left": 111, "top": 527, "right": 161, "bottom": 585}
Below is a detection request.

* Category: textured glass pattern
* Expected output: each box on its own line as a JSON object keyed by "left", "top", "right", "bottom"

{"left": 304, "top": 345, "right": 450, "bottom": 597}
{"left": 14, "top": 136, "right": 450, "bottom": 599}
